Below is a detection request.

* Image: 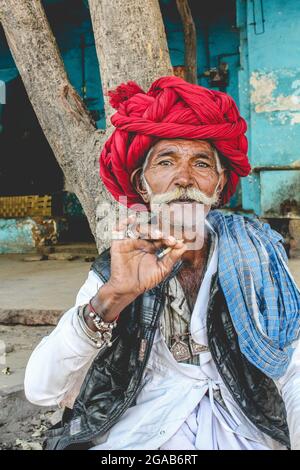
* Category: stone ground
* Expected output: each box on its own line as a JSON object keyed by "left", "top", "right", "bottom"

{"left": 0, "top": 245, "right": 299, "bottom": 450}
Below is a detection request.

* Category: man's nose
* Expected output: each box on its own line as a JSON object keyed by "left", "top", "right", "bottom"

{"left": 173, "top": 164, "right": 194, "bottom": 188}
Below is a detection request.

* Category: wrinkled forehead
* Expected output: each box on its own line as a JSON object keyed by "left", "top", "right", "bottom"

{"left": 151, "top": 138, "right": 214, "bottom": 153}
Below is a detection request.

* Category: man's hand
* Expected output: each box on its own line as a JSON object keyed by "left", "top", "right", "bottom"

{"left": 109, "top": 214, "right": 187, "bottom": 296}
{"left": 91, "top": 215, "right": 187, "bottom": 323}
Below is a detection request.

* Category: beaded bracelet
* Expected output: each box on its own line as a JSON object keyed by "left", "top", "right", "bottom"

{"left": 85, "top": 298, "right": 119, "bottom": 345}
{"left": 88, "top": 298, "right": 120, "bottom": 323}
{"left": 77, "top": 303, "right": 118, "bottom": 349}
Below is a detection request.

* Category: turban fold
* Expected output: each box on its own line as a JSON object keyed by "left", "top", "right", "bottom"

{"left": 99, "top": 76, "right": 251, "bottom": 208}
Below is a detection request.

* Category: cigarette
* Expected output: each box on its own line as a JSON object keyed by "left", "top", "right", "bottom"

{"left": 157, "top": 239, "right": 184, "bottom": 259}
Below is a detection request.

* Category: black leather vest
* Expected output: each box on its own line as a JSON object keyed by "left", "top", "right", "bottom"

{"left": 43, "top": 248, "right": 290, "bottom": 450}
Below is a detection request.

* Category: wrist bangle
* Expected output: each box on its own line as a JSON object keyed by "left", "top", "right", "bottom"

{"left": 77, "top": 304, "right": 116, "bottom": 349}
{"left": 89, "top": 296, "right": 120, "bottom": 323}
{"left": 87, "top": 297, "right": 119, "bottom": 340}
{"left": 77, "top": 305, "right": 103, "bottom": 348}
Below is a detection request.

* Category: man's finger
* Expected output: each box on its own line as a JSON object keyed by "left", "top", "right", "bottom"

{"left": 157, "top": 241, "right": 187, "bottom": 272}
{"left": 114, "top": 214, "right": 136, "bottom": 232}
{"left": 135, "top": 222, "right": 162, "bottom": 240}
{"left": 131, "top": 236, "right": 179, "bottom": 252}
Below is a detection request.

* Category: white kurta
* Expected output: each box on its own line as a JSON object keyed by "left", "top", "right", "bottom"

{"left": 89, "top": 225, "right": 280, "bottom": 450}
{"left": 24, "top": 223, "right": 300, "bottom": 450}
{"left": 90, "top": 319, "right": 273, "bottom": 450}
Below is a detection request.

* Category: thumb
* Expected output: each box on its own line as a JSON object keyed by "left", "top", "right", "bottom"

{"left": 158, "top": 243, "right": 187, "bottom": 274}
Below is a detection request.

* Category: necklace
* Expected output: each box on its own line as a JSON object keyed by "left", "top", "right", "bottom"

{"left": 170, "top": 332, "right": 191, "bottom": 362}
{"left": 169, "top": 239, "right": 210, "bottom": 362}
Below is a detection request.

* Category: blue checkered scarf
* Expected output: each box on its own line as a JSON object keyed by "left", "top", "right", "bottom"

{"left": 207, "top": 210, "right": 300, "bottom": 380}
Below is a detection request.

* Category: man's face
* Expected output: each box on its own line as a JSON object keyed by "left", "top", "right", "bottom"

{"left": 134, "top": 139, "right": 226, "bottom": 208}
{"left": 143, "top": 139, "right": 221, "bottom": 198}
{"left": 131, "top": 139, "right": 227, "bottom": 246}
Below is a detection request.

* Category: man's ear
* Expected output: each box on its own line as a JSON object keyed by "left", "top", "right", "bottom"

{"left": 217, "top": 168, "right": 228, "bottom": 195}
{"left": 212, "top": 168, "right": 229, "bottom": 209}
{"left": 130, "top": 167, "right": 150, "bottom": 203}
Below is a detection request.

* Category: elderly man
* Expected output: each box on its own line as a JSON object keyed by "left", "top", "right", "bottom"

{"left": 24, "top": 77, "right": 300, "bottom": 450}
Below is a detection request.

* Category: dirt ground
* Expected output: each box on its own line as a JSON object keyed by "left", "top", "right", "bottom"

{"left": 0, "top": 324, "right": 57, "bottom": 450}
{"left": 0, "top": 252, "right": 92, "bottom": 312}
{"left": 0, "top": 392, "right": 58, "bottom": 450}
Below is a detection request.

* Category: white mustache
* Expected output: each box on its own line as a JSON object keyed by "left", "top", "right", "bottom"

{"left": 150, "top": 186, "right": 219, "bottom": 206}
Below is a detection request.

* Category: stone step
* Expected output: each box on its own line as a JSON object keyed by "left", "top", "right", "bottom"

{"left": 0, "top": 308, "right": 63, "bottom": 326}
{"left": 25, "top": 243, "right": 99, "bottom": 259}
{"left": 51, "top": 243, "right": 98, "bottom": 255}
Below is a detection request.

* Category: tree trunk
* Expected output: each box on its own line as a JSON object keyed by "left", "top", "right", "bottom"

{"left": 88, "top": 0, "right": 173, "bottom": 124}
{"left": 0, "top": 0, "right": 172, "bottom": 250}
{"left": 176, "top": 0, "right": 197, "bottom": 84}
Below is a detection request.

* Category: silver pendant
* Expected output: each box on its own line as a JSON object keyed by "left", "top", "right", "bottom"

{"left": 189, "top": 336, "right": 209, "bottom": 355}
{"left": 170, "top": 334, "right": 191, "bottom": 362}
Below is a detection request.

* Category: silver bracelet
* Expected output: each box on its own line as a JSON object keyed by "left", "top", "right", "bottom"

{"left": 77, "top": 305, "right": 102, "bottom": 347}
{"left": 88, "top": 310, "right": 118, "bottom": 332}
{"left": 77, "top": 304, "right": 116, "bottom": 349}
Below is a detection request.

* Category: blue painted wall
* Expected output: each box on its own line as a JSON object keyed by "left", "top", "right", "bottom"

{"left": 160, "top": 0, "right": 240, "bottom": 104}
{"left": 0, "top": 219, "right": 36, "bottom": 253}
{"left": 237, "top": 0, "right": 300, "bottom": 217}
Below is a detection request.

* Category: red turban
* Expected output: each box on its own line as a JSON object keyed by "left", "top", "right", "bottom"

{"left": 99, "top": 76, "right": 251, "bottom": 209}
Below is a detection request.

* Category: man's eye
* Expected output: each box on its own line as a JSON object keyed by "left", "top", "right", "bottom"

{"left": 158, "top": 160, "right": 173, "bottom": 166}
{"left": 195, "top": 161, "right": 210, "bottom": 168}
